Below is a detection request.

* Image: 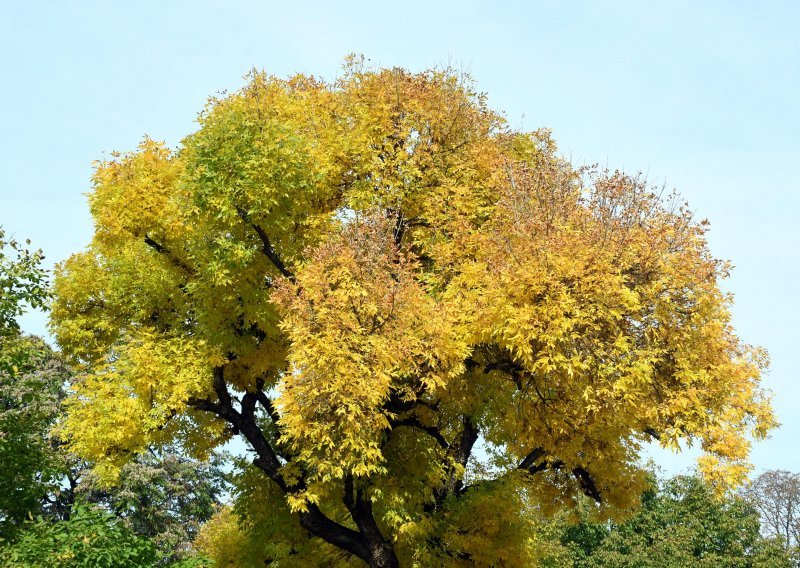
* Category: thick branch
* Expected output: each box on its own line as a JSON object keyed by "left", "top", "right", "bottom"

{"left": 189, "top": 365, "right": 398, "bottom": 566}
{"left": 342, "top": 475, "right": 399, "bottom": 567}
{"left": 390, "top": 416, "right": 449, "bottom": 450}
{"left": 517, "top": 447, "right": 546, "bottom": 471}
{"left": 188, "top": 367, "right": 284, "bottom": 490}
{"left": 253, "top": 387, "right": 282, "bottom": 428}
{"left": 428, "top": 415, "right": 479, "bottom": 511}
{"left": 298, "top": 503, "right": 368, "bottom": 560}
{"left": 517, "top": 448, "right": 602, "bottom": 503}
{"left": 235, "top": 207, "right": 295, "bottom": 282}
{"left": 483, "top": 358, "right": 526, "bottom": 390}
{"left": 453, "top": 416, "right": 479, "bottom": 472}
{"left": 644, "top": 427, "right": 661, "bottom": 441}
{"left": 143, "top": 234, "right": 194, "bottom": 274}
{"left": 572, "top": 467, "right": 602, "bottom": 503}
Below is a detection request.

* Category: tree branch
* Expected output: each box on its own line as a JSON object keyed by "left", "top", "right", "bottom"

{"left": 235, "top": 207, "right": 295, "bottom": 282}
{"left": 341, "top": 474, "right": 397, "bottom": 566}
{"left": 644, "top": 427, "right": 661, "bottom": 441}
{"left": 427, "top": 415, "right": 479, "bottom": 512}
{"left": 572, "top": 467, "right": 602, "bottom": 503}
{"left": 143, "top": 234, "right": 194, "bottom": 274}
{"left": 517, "top": 447, "right": 546, "bottom": 471}
{"left": 516, "top": 448, "right": 602, "bottom": 503}
{"left": 188, "top": 366, "right": 284, "bottom": 490}
{"left": 389, "top": 415, "right": 449, "bottom": 450}
{"left": 188, "top": 365, "right": 393, "bottom": 565}
{"left": 297, "top": 503, "right": 368, "bottom": 560}
{"left": 253, "top": 386, "right": 282, "bottom": 428}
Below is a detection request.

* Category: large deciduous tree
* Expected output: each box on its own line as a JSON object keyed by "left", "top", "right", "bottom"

{"left": 51, "top": 60, "right": 775, "bottom": 567}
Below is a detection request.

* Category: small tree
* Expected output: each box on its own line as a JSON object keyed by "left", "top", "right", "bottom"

{"left": 52, "top": 61, "right": 775, "bottom": 567}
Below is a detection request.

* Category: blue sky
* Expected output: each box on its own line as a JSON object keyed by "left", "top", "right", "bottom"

{"left": 2, "top": 0, "right": 798, "bottom": 475}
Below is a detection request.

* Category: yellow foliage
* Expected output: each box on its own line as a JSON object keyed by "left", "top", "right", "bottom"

{"left": 272, "top": 214, "right": 468, "bottom": 490}
{"left": 50, "top": 59, "right": 776, "bottom": 565}
{"left": 194, "top": 507, "right": 252, "bottom": 568}
{"left": 58, "top": 332, "right": 227, "bottom": 482}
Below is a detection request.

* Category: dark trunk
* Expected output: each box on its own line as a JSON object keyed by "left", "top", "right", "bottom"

{"left": 190, "top": 367, "right": 401, "bottom": 568}
{"left": 368, "top": 542, "right": 400, "bottom": 568}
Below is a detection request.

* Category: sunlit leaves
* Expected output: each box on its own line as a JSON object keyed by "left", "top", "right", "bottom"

{"left": 49, "top": 60, "right": 775, "bottom": 564}
{"left": 273, "top": 213, "right": 467, "bottom": 485}
{"left": 58, "top": 333, "right": 228, "bottom": 482}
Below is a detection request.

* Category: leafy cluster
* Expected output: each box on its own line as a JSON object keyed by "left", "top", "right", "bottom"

{"left": 77, "top": 450, "right": 229, "bottom": 562}
{"left": 0, "top": 228, "right": 48, "bottom": 337}
{"left": 0, "top": 229, "right": 63, "bottom": 537}
{"left": 0, "top": 504, "right": 159, "bottom": 567}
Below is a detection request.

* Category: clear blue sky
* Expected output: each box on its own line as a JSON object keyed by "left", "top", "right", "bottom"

{"left": 2, "top": 0, "right": 798, "bottom": 476}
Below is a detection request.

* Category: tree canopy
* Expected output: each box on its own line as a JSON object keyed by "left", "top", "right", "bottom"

{"left": 545, "top": 474, "right": 794, "bottom": 567}
{"left": 0, "top": 228, "right": 62, "bottom": 537}
{"left": 51, "top": 59, "right": 775, "bottom": 567}
{"left": 77, "top": 448, "right": 229, "bottom": 562}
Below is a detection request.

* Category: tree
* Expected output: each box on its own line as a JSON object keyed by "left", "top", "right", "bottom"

{"left": 0, "top": 336, "right": 70, "bottom": 537}
{"left": 0, "top": 228, "right": 48, "bottom": 336}
{"left": 548, "top": 474, "right": 794, "bottom": 567}
{"left": 0, "top": 229, "right": 63, "bottom": 537}
{"left": 743, "top": 470, "right": 800, "bottom": 552}
{"left": 51, "top": 59, "right": 775, "bottom": 567}
{"left": 77, "top": 448, "right": 229, "bottom": 562}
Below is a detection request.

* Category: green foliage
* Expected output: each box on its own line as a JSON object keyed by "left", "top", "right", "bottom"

{"left": 0, "top": 229, "right": 64, "bottom": 537}
{"left": 0, "top": 336, "right": 69, "bottom": 537}
{"left": 78, "top": 449, "right": 230, "bottom": 562}
{"left": 547, "top": 474, "right": 795, "bottom": 567}
{"left": 0, "top": 227, "right": 49, "bottom": 337}
{"left": 0, "top": 504, "right": 159, "bottom": 567}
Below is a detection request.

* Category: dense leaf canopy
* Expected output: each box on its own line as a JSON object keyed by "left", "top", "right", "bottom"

{"left": 547, "top": 475, "right": 794, "bottom": 567}
{"left": 77, "top": 449, "right": 229, "bottom": 562}
{"left": 51, "top": 60, "right": 775, "bottom": 566}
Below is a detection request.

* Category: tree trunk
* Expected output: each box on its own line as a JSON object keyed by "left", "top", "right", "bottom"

{"left": 369, "top": 541, "right": 400, "bottom": 568}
